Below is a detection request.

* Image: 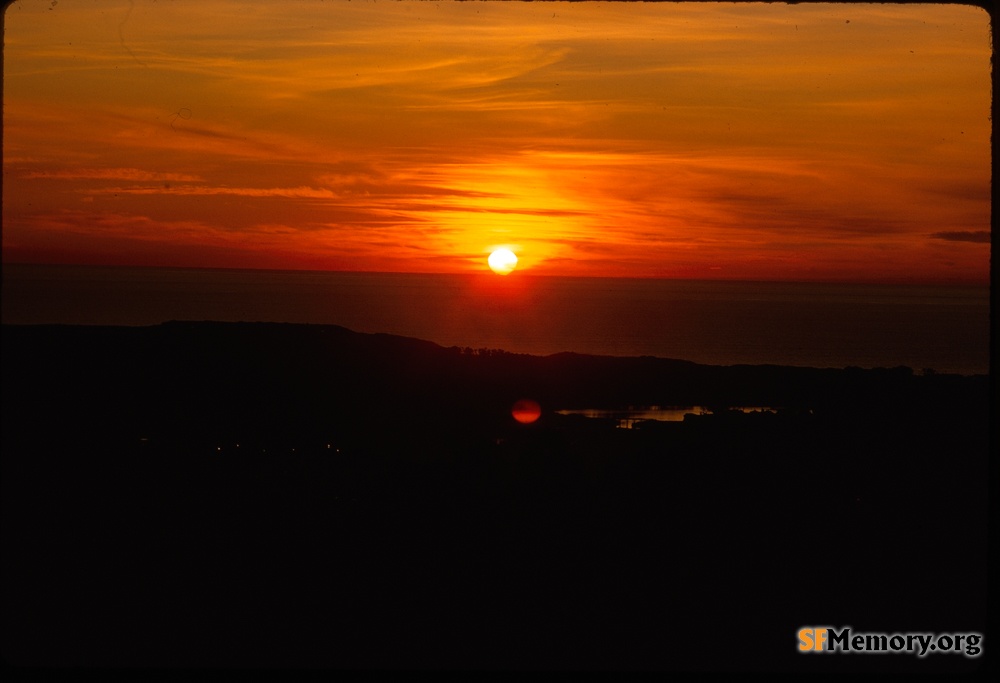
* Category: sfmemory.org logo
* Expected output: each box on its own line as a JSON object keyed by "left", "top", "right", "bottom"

{"left": 798, "top": 626, "right": 982, "bottom": 658}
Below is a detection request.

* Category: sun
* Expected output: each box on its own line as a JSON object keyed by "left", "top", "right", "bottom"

{"left": 487, "top": 248, "right": 518, "bottom": 275}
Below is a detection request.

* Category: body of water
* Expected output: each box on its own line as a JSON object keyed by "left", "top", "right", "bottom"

{"left": 1, "top": 264, "right": 989, "bottom": 375}
{"left": 555, "top": 407, "right": 778, "bottom": 428}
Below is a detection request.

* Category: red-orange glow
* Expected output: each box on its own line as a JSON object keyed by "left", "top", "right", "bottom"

{"left": 511, "top": 399, "right": 542, "bottom": 425}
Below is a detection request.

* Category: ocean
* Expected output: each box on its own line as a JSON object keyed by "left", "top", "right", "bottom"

{"left": 1, "top": 263, "right": 990, "bottom": 375}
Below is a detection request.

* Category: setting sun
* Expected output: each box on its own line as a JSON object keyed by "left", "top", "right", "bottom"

{"left": 487, "top": 249, "right": 518, "bottom": 275}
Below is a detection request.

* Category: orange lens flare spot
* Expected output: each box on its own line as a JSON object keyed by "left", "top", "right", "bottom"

{"left": 511, "top": 399, "right": 541, "bottom": 424}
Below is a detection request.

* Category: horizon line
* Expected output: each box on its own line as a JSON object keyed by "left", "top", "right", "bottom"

{"left": 1, "top": 260, "right": 989, "bottom": 288}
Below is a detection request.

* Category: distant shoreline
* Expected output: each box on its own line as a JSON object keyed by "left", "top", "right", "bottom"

{"left": 2, "top": 266, "right": 988, "bottom": 375}
{"left": 0, "top": 318, "right": 990, "bottom": 379}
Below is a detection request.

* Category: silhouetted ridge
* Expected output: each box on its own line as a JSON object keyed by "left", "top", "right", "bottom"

{"left": 0, "top": 321, "right": 988, "bottom": 672}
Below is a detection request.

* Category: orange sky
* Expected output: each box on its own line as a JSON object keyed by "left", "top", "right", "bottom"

{"left": 2, "top": 1, "right": 991, "bottom": 283}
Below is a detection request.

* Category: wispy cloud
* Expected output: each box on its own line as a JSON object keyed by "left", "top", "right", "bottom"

{"left": 99, "top": 185, "right": 341, "bottom": 199}
{"left": 929, "top": 231, "right": 991, "bottom": 244}
{"left": 23, "top": 168, "right": 203, "bottom": 182}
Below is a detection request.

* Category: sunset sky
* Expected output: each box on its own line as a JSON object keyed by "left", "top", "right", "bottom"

{"left": 2, "top": 1, "right": 991, "bottom": 283}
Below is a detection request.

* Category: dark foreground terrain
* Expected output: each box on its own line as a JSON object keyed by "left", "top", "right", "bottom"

{"left": 1, "top": 322, "right": 990, "bottom": 672}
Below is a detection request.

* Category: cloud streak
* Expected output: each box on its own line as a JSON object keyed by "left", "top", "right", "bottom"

{"left": 24, "top": 168, "right": 203, "bottom": 182}
{"left": 929, "top": 231, "right": 991, "bottom": 244}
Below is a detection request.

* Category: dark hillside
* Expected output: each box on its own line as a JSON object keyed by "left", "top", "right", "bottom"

{"left": 1, "top": 322, "right": 989, "bottom": 672}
